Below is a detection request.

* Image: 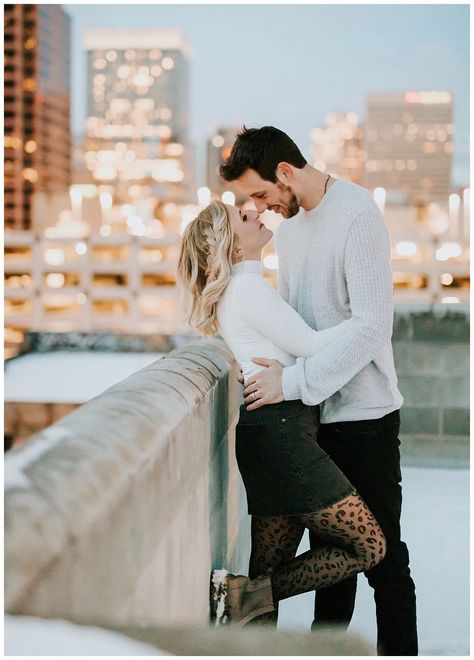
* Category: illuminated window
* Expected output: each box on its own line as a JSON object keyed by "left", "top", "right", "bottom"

{"left": 23, "top": 78, "right": 36, "bottom": 92}
{"left": 166, "top": 143, "right": 184, "bottom": 156}
{"left": 117, "top": 65, "right": 130, "bottom": 79}
{"left": 22, "top": 168, "right": 38, "bottom": 183}
{"left": 162, "top": 57, "right": 174, "bottom": 70}
{"left": 24, "top": 140, "right": 37, "bottom": 153}
{"left": 46, "top": 273, "right": 66, "bottom": 288}
{"left": 44, "top": 248, "right": 65, "bottom": 266}
{"left": 133, "top": 73, "right": 153, "bottom": 86}
{"left": 24, "top": 36, "right": 36, "bottom": 50}
{"left": 156, "top": 125, "right": 172, "bottom": 140}
{"left": 5, "top": 136, "right": 22, "bottom": 149}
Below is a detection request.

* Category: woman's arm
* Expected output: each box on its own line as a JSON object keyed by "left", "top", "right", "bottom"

{"left": 233, "top": 274, "right": 348, "bottom": 358}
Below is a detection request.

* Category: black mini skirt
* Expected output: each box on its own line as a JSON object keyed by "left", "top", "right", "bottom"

{"left": 235, "top": 399, "right": 356, "bottom": 517}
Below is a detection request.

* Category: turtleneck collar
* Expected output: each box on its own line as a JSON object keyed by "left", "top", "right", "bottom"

{"left": 232, "top": 260, "right": 262, "bottom": 275}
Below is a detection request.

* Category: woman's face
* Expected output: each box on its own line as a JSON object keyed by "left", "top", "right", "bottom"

{"left": 226, "top": 205, "right": 273, "bottom": 259}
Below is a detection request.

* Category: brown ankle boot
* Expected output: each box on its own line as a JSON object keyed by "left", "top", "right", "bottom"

{"left": 210, "top": 569, "right": 275, "bottom": 627}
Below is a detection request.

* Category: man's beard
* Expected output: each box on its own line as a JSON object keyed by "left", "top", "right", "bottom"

{"left": 276, "top": 182, "right": 300, "bottom": 218}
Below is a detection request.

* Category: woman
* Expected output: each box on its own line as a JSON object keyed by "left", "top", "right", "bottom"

{"left": 177, "top": 200, "right": 386, "bottom": 627}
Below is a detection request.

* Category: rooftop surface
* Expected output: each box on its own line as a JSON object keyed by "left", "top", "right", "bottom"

{"left": 279, "top": 465, "right": 469, "bottom": 656}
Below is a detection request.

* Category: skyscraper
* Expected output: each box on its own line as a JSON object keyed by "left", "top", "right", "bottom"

{"left": 310, "top": 113, "right": 364, "bottom": 185}
{"left": 4, "top": 4, "right": 72, "bottom": 230}
{"left": 365, "top": 91, "right": 453, "bottom": 203}
{"left": 83, "top": 28, "right": 191, "bottom": 205}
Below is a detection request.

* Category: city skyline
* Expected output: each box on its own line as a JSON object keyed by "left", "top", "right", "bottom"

{"left": 66, "top": 3, "right": 470, "bottom": 186}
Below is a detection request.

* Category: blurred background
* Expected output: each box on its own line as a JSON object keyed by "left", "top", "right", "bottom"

{"left": 4, "top": 4, "right": 469, "bottom": 350}
{"left": 3, "top": 3, "right": 470, "bottom": 448}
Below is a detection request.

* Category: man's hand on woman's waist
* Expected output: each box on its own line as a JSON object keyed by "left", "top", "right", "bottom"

{"left": 242, "top": 358, "right": 284, "bottom": 411}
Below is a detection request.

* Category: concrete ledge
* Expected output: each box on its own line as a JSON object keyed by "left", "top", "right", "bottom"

{"left": 108, "top": 622, "right": 374, "bottom": 655}
{"left": 5, "top": 615, "right": 373, "bottom": 656}
{"left": 393, "top": 308, "right": 470, "bottom": 342}
{"left": 4, "top": 338, "right": 248, "bottom": 628}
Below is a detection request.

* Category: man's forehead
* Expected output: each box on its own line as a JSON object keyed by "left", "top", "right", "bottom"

{"left": 237, "top": 169, "right": 272, "bottom": 194}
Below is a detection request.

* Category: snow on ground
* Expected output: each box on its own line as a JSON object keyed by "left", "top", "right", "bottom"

{"left": 278, "top": 465, "right": 470, "bottom": 656}
{"left": 4, "top": 352, "right": 164, "bottom": 403}
{"left": 4, "top": 615, "right": 169, "bottom": 656}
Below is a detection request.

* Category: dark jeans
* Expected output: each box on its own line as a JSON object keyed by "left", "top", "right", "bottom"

{"left": 312, "top": 409, "right": 418, "bottom": 656}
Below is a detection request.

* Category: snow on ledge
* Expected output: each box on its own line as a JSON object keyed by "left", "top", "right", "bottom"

{"left": 5, "top": 426, "right": 74, "bottom": 492}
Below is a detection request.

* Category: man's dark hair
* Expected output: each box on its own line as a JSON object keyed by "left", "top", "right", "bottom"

{"left": 220, "top": 126, "right": 307, "bottom": 183}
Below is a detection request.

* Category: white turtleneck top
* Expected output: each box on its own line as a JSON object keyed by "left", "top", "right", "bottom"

{"left": 216, "top": 260, "right": 343, "bottom": 383}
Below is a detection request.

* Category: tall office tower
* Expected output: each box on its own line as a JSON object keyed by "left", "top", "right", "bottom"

{"left": 4, "top": 4, "right": 72, "bottom": 230}
{"left": 206, "top": 126, "right": 246, "bottom": 203}
{"left": 84, "top": 29, "right": 191, "bottom": 206}
{"left": 310, "top": 113, "right": 365, "bottom": 185}
{"left": 365, "top": 91, "right": 453, "bottom": 203}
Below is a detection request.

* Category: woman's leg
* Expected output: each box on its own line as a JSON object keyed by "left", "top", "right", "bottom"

{"left": 246, "top": 514, "right": 305, "bottom": 625}
{"left": 271, "top": 493, "right": 386, "bottom": 603}
{"left": 212, "top": 493, "right": 385, "bottom": 627}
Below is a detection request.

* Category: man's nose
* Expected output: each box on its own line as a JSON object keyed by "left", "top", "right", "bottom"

{"left": 254, "top": 200, "right": 268, "bottom": 213}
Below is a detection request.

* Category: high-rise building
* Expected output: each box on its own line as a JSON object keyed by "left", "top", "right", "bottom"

{"left": 310, "top": 113, "right": 364, "bottom": 184}
{"left": 206, "top": 126, "right": 246, "bottom": 203}
{"left": 365, "top": 91, "right": 453, "bottom": 203}
{"left": 4, "top": 4, "right": 72, "bottom": 230}
{"left": 84, "top": 29, "right": 192, "bottom": 206}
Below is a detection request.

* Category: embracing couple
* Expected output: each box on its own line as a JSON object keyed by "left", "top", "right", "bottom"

{"left": 177, "top": 126, "right": 417, "bottom": 656}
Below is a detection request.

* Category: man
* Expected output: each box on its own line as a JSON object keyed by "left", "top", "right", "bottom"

{"left": 220, "top": 126, "right": 418, "bottom": 656}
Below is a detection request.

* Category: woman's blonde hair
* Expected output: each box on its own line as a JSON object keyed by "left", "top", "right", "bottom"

{"left": 176, "top": 200, "right": 237, "bottom": 336}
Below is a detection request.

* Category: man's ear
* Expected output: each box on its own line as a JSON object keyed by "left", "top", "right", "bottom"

{"left": 275, "top": 162, "right": 293, "bottom": 185}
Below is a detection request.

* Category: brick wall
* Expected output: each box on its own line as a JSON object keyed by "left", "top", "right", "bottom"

{"left": 393, "top": 308, "right": 469, "bottom": 460}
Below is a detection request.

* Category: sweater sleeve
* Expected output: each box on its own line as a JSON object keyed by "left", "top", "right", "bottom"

{"left": 276, "top": 244, "right": 290, "bottom": 302}
{"left": 233, "top": 274, "right": 346, "bottom": 358}
{"left": 281, "top": 208, "right": 395, "bottom": 404}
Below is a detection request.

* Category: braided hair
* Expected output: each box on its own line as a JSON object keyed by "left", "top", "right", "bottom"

{"left": 177, "top": 200, "right": 237, "bottom": 336}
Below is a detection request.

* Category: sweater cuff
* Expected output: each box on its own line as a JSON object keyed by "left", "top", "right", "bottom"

{"left": 282, "top": 363, "right": 302, "bottom": 401}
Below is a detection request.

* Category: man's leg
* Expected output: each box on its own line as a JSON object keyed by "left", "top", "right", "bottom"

{"left": 314, "top": 411, "right": 418, "bottom": 655}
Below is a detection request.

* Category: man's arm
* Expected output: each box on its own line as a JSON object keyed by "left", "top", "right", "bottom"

{"left": 243, "top": 207, "right": 393, "bottom": 410}
{"left": 276, "top": 238, "right": 290, "bottom": 302}
{"left": 280, "top": 208, "right": 394, "bottom": 405}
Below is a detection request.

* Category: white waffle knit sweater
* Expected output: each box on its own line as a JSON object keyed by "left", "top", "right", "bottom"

{"left": 276, "top": 179, "right": 403, "bottom": 423}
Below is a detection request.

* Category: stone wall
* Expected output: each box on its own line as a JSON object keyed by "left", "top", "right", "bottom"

{"left": 4, "top": 338, "right": 250, "bottom": 627}
{"left": 393, "top": 308, "right": 469, "bottom": 460}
